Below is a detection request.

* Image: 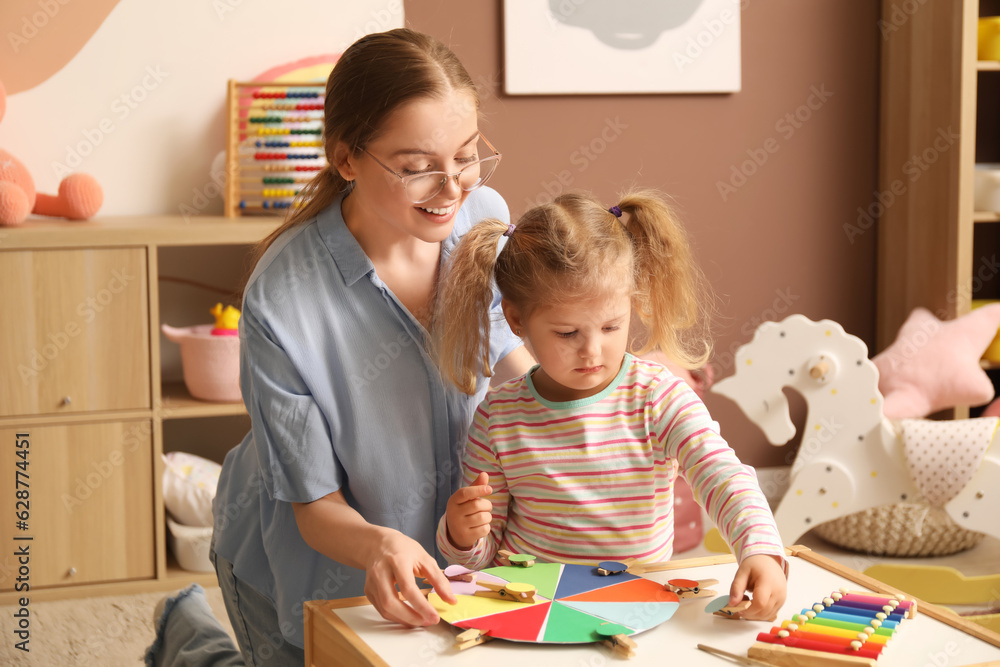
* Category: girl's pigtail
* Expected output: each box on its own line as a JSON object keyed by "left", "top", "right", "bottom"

{"left": 618, "top": 190, "right": 713, "bottom": 369}
{"left": 434, "top": 218, "right": 511, "bottom": 394}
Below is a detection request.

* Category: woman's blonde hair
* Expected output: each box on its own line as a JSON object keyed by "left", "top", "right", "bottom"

{"left": 435, "top": 190, "right": 713, "bottom": 394}
{"left": 248, "top": 28, "right": 479, "bottom": 269}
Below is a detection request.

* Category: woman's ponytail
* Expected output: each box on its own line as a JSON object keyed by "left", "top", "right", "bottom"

{"left": 246, "top": 166, "right": 347, "bottom": 278}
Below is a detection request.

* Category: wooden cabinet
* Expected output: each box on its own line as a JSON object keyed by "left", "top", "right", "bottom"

{"left": 0, "top": 421, "right": 154, "bottom": 589}
{"left": 0, "top": 248, "right": 150, "bottom": 417}
{"left": 877, "top": 0, "right": 999, "bottom": 415}
{"left": 0, "top": 216, "right": 280, "bottom": 603}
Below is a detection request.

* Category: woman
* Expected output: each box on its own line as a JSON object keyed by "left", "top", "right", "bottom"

{"left": 147, "top": 28, "right": 531, "bottom": 666}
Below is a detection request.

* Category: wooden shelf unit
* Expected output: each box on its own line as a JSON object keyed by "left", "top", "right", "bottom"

{"left": 877, "top": 0, "right": 978, "bottom": 345}
{"left": 160, "top": 382, "right": 247, "bottom": 420}
{"left": 877, "top": 0, "right": 1000, "bottom": 416}
{"left": 0, "top": 215, "right": 281, "bottom": 604}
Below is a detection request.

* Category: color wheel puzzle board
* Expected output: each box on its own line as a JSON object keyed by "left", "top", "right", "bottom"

{"left": 427, "top": 562, "right": 680, "bottom": 643}
{"left": 308, "top": 550, "right": 1000, "bottom": 666}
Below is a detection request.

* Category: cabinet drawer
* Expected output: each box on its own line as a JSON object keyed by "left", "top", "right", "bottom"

{"left": 0, "top": 248, "right": 151, "bottom": 417}
{"left": 0, "top": 421, "right": 155, "bottom": 590}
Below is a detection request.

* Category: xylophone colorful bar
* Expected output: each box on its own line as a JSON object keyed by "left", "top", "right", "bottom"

{"left": 224, "top": 80, "right": 327, "bottom": 217}
{"left": 748, "top": 588, "right": 916, "bottom": 667}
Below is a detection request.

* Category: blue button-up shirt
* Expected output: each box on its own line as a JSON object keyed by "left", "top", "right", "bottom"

{"left": 212, "top": 187, "right": 518, "bottom": 648}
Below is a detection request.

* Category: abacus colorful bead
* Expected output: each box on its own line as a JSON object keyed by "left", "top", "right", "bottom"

{"left": 227, "top": 81, "right": 329, "bottom": 217}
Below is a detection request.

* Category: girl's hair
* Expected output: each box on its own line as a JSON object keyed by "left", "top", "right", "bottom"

{"left": 435, "top": 190, "right": 713, "bottom": 394}
{"left": 248, "top": 28, "right": 479, "bottom": 268}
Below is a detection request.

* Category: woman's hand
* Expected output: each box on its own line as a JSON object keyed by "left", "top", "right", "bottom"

{"left": 445, "top": 472, "right": 493, "bottom": 549}
{"left": 291, "top": 491, "right": 455, "bottom": 628}
{"left": 729, "top": 554, "right": 787, "bottom": 621}
{"left": 362, "top": 529, "right": 457, "bottom": 627}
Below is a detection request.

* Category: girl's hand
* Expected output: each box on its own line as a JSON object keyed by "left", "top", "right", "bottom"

{"left": 445, "top": 472, "right": 493, "bottom": 550}
{"left": 363, "top": 529, "right": 457, "bottom": 627}
{"left": 729, "top": 554, "right": 787, "bottom": 621}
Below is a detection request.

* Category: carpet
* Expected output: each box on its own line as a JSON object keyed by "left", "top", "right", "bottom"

{"left": 0, "top": 585, "right": 235, "bottom": 666}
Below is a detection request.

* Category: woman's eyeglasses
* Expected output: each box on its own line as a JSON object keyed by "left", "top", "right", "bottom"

{"left": 363, "top": 133, "right": 502, "bottom": 204}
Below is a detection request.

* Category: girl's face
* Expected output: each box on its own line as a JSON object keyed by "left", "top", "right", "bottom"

{"left": 339, "top": 89, "right": 482, "bottom": 246}
{"left": 506, "top": 288, "right": 632, "bottom": 403}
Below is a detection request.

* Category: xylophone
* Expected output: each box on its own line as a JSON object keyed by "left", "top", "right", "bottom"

{"left": 748, "top": 588, "right": 917, "bottom": 667}
{"left": 224, "top": 80, "right": 328, "bottom": 217}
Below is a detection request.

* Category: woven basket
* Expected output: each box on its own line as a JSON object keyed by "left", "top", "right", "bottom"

{"left": 813, "top": 503, "right": 984, "bottom": 557}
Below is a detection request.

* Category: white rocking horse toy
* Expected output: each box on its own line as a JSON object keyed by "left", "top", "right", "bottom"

{"left": 712, "top": 315, "right": 1000, "bottom": 554}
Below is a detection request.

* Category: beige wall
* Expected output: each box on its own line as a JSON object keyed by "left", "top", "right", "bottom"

{"left": 406, "top": 0, "right": 881, "bottom": 466}
{"left": 1, "top": 0, "right": 403, "bottom": 215}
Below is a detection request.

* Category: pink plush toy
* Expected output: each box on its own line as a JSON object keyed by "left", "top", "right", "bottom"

{"left": 0, "top": 79, "right": 103, "bottom": 226}
{"left": 873, "top": 304, "right": 1000, "bottom": 419}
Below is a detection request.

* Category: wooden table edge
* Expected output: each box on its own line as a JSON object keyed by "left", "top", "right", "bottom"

{"left": 304, "top": 598, "right": 391, "bottom": 667}
{"left": 790, "top": 546, "right": 1000, "bottom": 650}
{"left": 302, "top": 546, "right": 1000, "bottom": 666}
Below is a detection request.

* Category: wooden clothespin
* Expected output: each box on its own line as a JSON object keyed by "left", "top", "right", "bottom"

{"left": 596, "top": 623, "right": 637, "bottom": 659}
{"left": 497, "top": 550, "right": 535, "bottom": 567}
{"left": 706, "top": 594, "right": 752, "bottom": 619}
{"left": 665, "top": 578, "right": 720, "bottom": 600}
{"left": 455, "top": 628, "right": 492, "bottom": 651}
{"left": 420, "top": 565, "right": 477, "bottom": 588}
{"left": 595, "top": 558, "right": 681, "bottom": 576}
{"left": 596, "top": 560, "right": 630, "bottom": 576}
{"left": 473, "top": 581, "right": 537, "bottom": 603}
{"left": 443, "top": 564, "right": 478, "bottom": 583}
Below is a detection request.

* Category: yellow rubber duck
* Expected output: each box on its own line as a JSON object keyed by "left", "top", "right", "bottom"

{"left": 210, "top": 303, "right": 241, "bottom": 336}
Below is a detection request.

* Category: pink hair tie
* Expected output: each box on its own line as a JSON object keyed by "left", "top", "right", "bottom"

{"left": 503, "top": 223, "right": 516, "bottom": 237}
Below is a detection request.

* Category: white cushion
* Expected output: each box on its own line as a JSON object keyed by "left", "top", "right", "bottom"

{"left": 162, "top": 451, "right": 221, "bottom": 527}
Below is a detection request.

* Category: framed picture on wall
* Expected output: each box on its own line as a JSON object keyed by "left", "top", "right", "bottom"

{"left": 503, "top": 0, "right": 741, "bottom": 95}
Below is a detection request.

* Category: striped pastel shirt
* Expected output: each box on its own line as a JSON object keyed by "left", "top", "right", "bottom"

{"left": 436, "top": 354, "right": 785, "bottom": 568}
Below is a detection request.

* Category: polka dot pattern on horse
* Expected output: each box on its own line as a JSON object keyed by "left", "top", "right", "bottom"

{"left": 901, "top": 418, "right": 996, "bottom": 507}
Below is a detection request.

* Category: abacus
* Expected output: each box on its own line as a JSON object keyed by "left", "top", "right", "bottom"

{"left": 748, "top": 588, "right": 917, "bottom": 667}
{"left": 224, "top": 80, "right": 327, "bottom": 217}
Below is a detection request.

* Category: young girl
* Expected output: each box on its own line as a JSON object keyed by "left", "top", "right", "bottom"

{"left": 434, "top": 191, "right": 787, "bottom": 620}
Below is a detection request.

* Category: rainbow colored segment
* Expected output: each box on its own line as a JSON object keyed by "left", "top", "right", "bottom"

{"left": 428, "top": 563, "right": 680, "bottom": 645}
{"left": 753, "top": 589, "right": 916, "bottom": 664}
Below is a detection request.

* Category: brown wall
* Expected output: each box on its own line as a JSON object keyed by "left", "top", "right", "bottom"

{"left": 405, "top": 0, "right": 881, "bottom": 467}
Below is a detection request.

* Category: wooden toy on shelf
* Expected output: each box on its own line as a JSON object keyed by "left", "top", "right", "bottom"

{"left": 224, "top": 80, "right": 327, "bottom": 217}
{"left": 712, "top": 314, "right": 1000, "bottom": 551}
